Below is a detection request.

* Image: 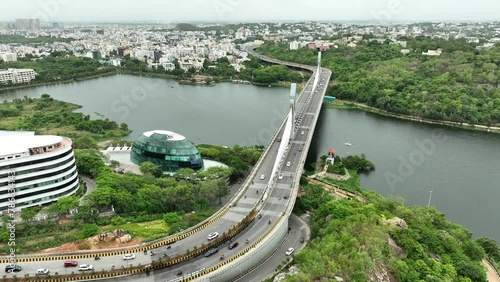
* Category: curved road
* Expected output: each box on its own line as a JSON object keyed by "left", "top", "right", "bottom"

{"left": 2, "top": 49, "right": 331, "bottom": 281}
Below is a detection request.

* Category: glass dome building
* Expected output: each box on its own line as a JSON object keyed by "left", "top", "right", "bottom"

{"left": 130, "top": 130, "right": 203, "bottom": 172}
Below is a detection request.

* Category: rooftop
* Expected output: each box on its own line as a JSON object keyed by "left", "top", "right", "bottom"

{"left": 0, "top": 133, "right": 68, "bottom": 159}
{"left": 142, "top": 130, "right": 186, "bottom": 141}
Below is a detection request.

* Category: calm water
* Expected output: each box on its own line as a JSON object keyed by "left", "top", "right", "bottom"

{"left": 1, "top": 75, "right": 499, "bottom": 242}
{"left": 0, "top": 75, "right": 290, "bottom": 146}
{"left": 312, "top": 107, "right": 500, "bottom": 242}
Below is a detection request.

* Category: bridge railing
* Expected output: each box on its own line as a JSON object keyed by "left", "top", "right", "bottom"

{"left": 192, "top": 60, "right": 328, "bottom": 282}
{"left": 0, "top": 69, "right": 317, "bottom": 264}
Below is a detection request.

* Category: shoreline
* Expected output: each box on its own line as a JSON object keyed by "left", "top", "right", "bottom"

{"left": 3, "top": 72, "right": 495, "bottom": 135}
{"left": 326, "top": 99, "right": 500, "bottom": 134}
{"left": 0, "top": 71, "right": 117, "bottom": 92}
{"left": 0, "top": 71, "right": 295, "bottom": 93}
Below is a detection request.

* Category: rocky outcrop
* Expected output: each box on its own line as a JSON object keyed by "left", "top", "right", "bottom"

{"left": 369, "top": 262, "right": 398, "bottom": 282}
{"left": 88, "top": 229, "right": 128, "bottom": 245}
{"left": 116, "top": 234, "right": 132, "bottom": 244}
{"left": 384, "top": 217, "right": 408, "bottom": 229}
{"left": 387, "top": 237, "right": 407, "bottom": 258}
{"left": 325, "top": 214, "right": 333, "bottom": 223}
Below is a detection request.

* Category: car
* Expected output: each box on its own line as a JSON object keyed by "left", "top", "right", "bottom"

{"left": 286, "top": 161, "right": 291, "bottom": 167}
{"left": 207, "top": 232, "right": 219, "bottom": 240}
{"left": 5, "top": 265, "right": 22, "bottom": 273}
{"left": 277, "top": 137, "right": 281, "bottom": 142}
{"left": 123, "top": 254, "right": 136, "bottom": 260}
{"left": 78, "top": 264, "right": 93, "bottom": 271}
{"left": 278, "top": 173, "right": 284, "bottom": 180}
{"left": 36, "top": 268, "right": 49, "bottom": 275}
{"left": 228, "top": 241, "right": 239, "bottom": 249}
{"left": 285, "top": 247, "right": 295, "bottom": 256}
{"left": 64, "top": 260, "right": 78, "bottom": 267}
{"left": 301, "top": 131, "right": 304, "bottom": 135}
{"left": 204, "top": 248, "right": 218, "bottom": 257}
{"left": 260, "top": 174, "right": 265, "bottom": 180}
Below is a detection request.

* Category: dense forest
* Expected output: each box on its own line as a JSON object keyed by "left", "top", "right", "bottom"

{"left": 258, "top": 39, "right": 500, "bottom": 126}
{"left": 289, "top": 174, "right": 494, "bottom": 281}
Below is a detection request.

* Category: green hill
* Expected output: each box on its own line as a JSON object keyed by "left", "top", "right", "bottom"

{"left": 282, "top": 171, "right": 495, "bottom": 282}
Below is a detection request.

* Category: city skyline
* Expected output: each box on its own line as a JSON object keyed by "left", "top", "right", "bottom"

{"left": 0, "top": 0, "right": 499, "bottom": 24}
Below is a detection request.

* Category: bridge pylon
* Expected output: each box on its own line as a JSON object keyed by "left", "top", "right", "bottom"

{"left": 289, "top": 83, "right": 296, "bottom": 137}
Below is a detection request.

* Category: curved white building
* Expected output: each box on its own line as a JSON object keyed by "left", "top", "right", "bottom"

{"left": 0, "top": 132, "right": 79, "bottom": 212}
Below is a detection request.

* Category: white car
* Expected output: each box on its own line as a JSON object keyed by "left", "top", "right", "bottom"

{"left": 260, "top": 174, "right": 265, "bottom": 180}
{"left": 286, "top": 161, "right": 291, "bottom": 167}
{"left": 207, "top": 232, "right": 219, "bottom": 240}
{"left": 278, "top": 173, "right": 284, "bottom": 180}
{"left": 79, "top": 264, "right": 93, "bottom": 271}
{"left": 285, "top": 247, "right": 295, "bottom": 256}
{"left": 123, "top": 254, "right": 136, "bottom": 260}
{"left": 36, "top": 268, "right": 49, "bottom": 275}
{"left": 301, "top": 131, "right": 304, "bottom": 135}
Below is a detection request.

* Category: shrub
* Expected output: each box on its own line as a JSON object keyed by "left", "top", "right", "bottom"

{"left": 111, "top": 216, "right": 126, "bottom": 226}
{"left": 163, "top": 213, "right": 181, "bottom": 225}
{"left": 82, "top": 224, "right": 99, "bottom": 238}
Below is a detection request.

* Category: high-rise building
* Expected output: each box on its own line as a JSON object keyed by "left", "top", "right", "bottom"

{"left": 117, "top": 47, "right": 125, "bottom": 57}
{"left": 153, "top": 50, "right": 162, "bottom": 62}
{"left": 0, "top": 52, "right": 17, "bottom": 62}
{"left": 15, "top": 19, "right": 40, "bottom": 30}
{"left": 0, "top": 132, "right": 79, "bottom": 212}
{"left": 92, "top": 51, "right": 101, "bottom": 59}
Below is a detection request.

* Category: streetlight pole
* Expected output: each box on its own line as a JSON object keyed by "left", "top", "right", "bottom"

{"left": 427, "top": 191, "right": 433, "bottom": 207}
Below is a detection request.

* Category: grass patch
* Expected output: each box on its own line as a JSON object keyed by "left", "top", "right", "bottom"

{"left": 322, "top": 170, "right": 362, "bottom": 193}
{"left": 182, "top": 208, "right": 218, "bottom": 226}
{"left": 101, "top": 220, "right": 169, "bottom": 241}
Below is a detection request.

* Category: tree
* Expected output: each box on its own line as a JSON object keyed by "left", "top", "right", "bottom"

{"left": 163, "top": 212, "right": 181, "bottom": 225}
{"left": 47, "top": 195, "right": 79, "bottom": 217}
{"left": 87, "top": 187, "right": 114, "bottom": 210}
{"left": 462, "top": 240, "right": 486, "bottom": 261}
{"left": 215, "top": 178, "right": 229, "bottom": 204}
{"left": 73, "top": 135, "right": 98, "bottom": 149}
{"left": 139, "top": 162, "right": 163, "bottom": 177}
{"left": 73, "top": 204, "right": 98, "bottom": 223}
{"left": 342, "top": 155, "right": 375, "bottom": 171}
{"left": 20, "top": 206, "right": 41, "bottom": 222}
{"left": 74, "top": 149, "right": 107, "bottom": 178}
{"left": 82, "top": 224, "right": 99, "bottom": 238}
{"left": 476, "top": 237, "right": 500, "bottom": 261}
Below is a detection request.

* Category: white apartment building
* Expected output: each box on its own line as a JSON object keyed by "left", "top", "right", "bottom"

{"left": 0, "top": 68, "right": 37, "bottom": 84}
{"left": 0, "top": 52, "right": 17, "bottom": 62}
{"left": 0, "top": 132, "right": 79, "bottom": 212}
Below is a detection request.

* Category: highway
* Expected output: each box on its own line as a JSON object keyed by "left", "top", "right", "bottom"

{"left": 1, "top": 48, "right": 331, "bottom": 281}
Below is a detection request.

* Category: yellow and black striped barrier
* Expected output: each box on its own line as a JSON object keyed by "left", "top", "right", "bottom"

{"left": 0, "top": 208, "right": 232, "bottom": 264}
{"left": 0, "top": 210, "right": 256, "bottom": 281}
{"left": 177, "top": 215, "right": 283, "bottom": 282}
{"left": 0, "top": 267, "right": 147, "bottom": 282}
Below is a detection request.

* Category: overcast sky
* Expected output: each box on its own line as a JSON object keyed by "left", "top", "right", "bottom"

{"left": 1, "top": 0, "right": 498, "bottom": 23}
